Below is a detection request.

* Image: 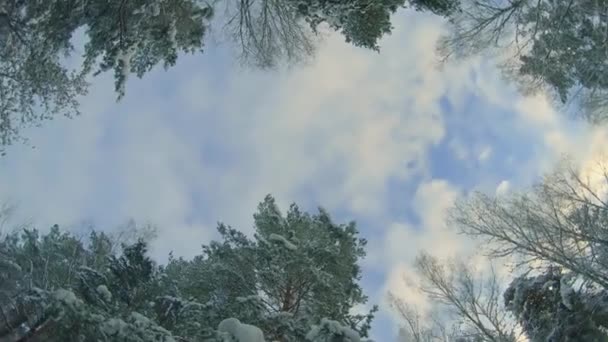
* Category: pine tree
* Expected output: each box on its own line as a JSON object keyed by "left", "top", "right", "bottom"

{"left": 0, "top": 196, "right": 376, "bottom": 341}
{"left": 168, "top": 195, "right": 377, "bottom": 341}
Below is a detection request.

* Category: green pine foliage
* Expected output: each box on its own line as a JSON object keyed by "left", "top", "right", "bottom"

{"left": 0, "top": 195, "right": 375, "bottom": 342}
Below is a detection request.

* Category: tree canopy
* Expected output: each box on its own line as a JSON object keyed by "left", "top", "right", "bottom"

{"left": 0, "top": 195, "right": 374, "bottom": 342}
{"left": 437, "top": 0, "right": 608, "bottom": 121}
{"left": 0, "top": 0, "right": 457, "bottom": 155}
{"left": 391, "top": 160, "right": 608, "bottom": 342}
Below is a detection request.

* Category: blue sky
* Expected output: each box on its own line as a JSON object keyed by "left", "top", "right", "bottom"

{"left": 0, "top": 7, "right": 602, "bottom": 342}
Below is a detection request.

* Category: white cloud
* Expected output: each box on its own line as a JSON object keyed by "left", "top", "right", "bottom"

{"left": 174, "top": 10, "right": 482, "bottom": 224}
{"left": 379, "top": 89, "right": 604, "bottom": 334}
{"left": 377, "top": 179, "right": 467, "bottom": 318}
{"left": 413, "top": 180, "right": 460, "bottom": 236}
{"left": 478, "top": 145, "right": 493, "bottom": 162}
{"left": 496, "top": 180, "right": 511, "bottom": 196}
{"left": 406, "top": 180, "right": 463, "bottom": 257}
{"left": 0, "top": 73, "right": 217, "bottom": 260}
{"left": 0, "top": 76, "right": 114, "bottom": 227}
{"left": 513, "top": 88, "right": 608, "bottom": 199}
{"left": 0, "top": 10, "right": 455, "bottom": 254}
{"left": 378, "top": 179, "right": 524, "bottom": 335}
{"left": 448, "top": 138, "right": 469, "bottom": 161}
{"left": 226, "top": 19, "right": 448, "bottom": 217}
{"left": 386, "top": 263, "right": 431, "bottom": 313}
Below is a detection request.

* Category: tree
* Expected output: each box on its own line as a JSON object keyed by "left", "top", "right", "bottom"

{"left": 0, "top": 218, "right": 223, "bottom": 342}
{"left": 0, "top": 227, "right": 177, "bottom": 342}
{"left": 0, "top": 0, "right": 87, "bottom": 153}
{"left": 390, "top": 253, "right": 517, "bottom": 342}
{"left": 449, "top": 159, "right": 608, "bottom": 341}
{"left": 214, "top": 0, "right": 461, "bottom": 68}
{"left": 0, "top": 196, "right": 376, "bottom": 341}
{"left": 0, "top": 0, "right": 213, "bottom": 154}
{"left": 450, "top": 160, "right": 608, "bottom": 289}
{"left": 305, "top": 317, "right": 363, "bottom": 341}
{"left": 504, "top": 266, "right": 608, "bottom": 342}
{"left": 0, "top": 0, "right": 461, "bottom": 154}
{"left": 167, "top": 194, "right": 376, "bottom": 341}
{"left": 292, "top": 0, "right": 411, "bottom": 51}
{"left": 390, "top": 295, "right": 453, "bottom": 342}
{"left": 223, "top": 0, "right": 317, "bottom": 68}
{"left": 438, "top": 0, "right": 608, "bottom": 121}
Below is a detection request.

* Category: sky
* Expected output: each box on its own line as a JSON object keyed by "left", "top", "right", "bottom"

{"left": 0, "top": 7, "right": 607, "bottom": 342}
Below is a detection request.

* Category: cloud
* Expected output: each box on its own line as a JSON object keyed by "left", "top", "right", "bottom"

{"left": 378, "top": 178, "right": 524, "bottom": 333}
{"left": 448, "top": 138, "right": 469, "bottom": 161}
{"left": 386, "top": 263, "right": 431, "bottom": 313}
{"left": 513, "top": 88, "right": 608, "bottom": 199}
{"left": 478, "top": 145, "right": 493, "bottom": 162}
{"left": 413, "top": 180, "right": 460, "bottom": 237}
{"left": 377, "top": 179, "right": 466, "bottom": 318}
{"left": 220, "top": 14, "right": 450, "bottom": 218}
{"left": 496, "top": 180, "right": 511, "bottom": 196}
{"left": 378, "top": 90, "right": 606, "bottom": 335}
{"left": 0, "top": 9, "right": 455, "bottom": 253}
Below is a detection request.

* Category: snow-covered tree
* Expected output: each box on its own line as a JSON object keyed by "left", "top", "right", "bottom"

{"left": 167, "top": 195, "right": 377, "bottom": 341}
{"left": 217, "top": 317, "right": 266, "bottom": 342}
{"left": 391, "top": 253, "right": 518, "bottom": 342}
{"left": 437, "top": 0, "right": 608, "bottom": 121}
{"left": 0, "top": 0, "right": 464, "bottom": 154}
{"left": 0, "top": 222, "right": 217, "bottom": 342}
{"left": 451, "top": 161, "right": 608, "bottom": 292}
{"left": 305, "top": 317, "right": 362, "bottom": 341}
{"left": 0, "top": 196, "right": 374, "bottom": 341}
{"left": 504, "top": 267, "right": 608, "bottom": 341}
{"left": 0, "top": 0, "right": 212, "bottom": 154}
{"left": 212, "top": 0, "right": 461, "bottom": 68}
{"left": 0, "top": 227, "right": 176, "bottom": 341}
{"left": 449, "top": 159, "right": 608, "bottom": 341}
{"left": 78, "top": 0, "right": 214, "bottom": 98}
